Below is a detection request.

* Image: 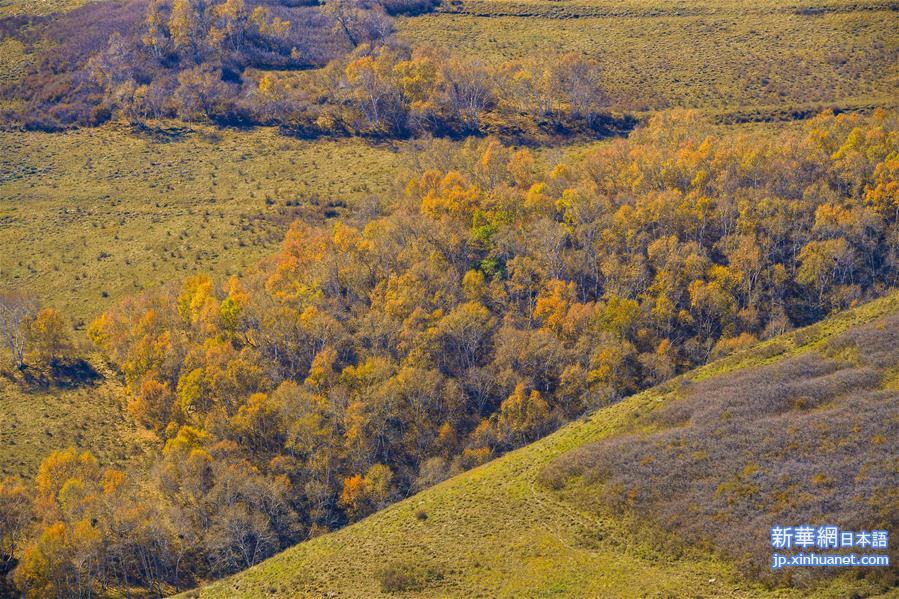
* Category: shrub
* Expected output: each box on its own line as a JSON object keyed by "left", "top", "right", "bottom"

{"left": 379, "top": 0, "right": 440, "bottom": 16}
{"left": 378, "top": 561, "right": 442, "bottom": 593}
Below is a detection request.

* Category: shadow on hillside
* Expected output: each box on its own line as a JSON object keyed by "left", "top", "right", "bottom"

{"left": 277, "top": 111, "right": 640, "bottom": 147}
{"left": 0, "top": 557, "right": 18, "bottom": 598}
{"left": 9, "top": 358, "right": 101, "bottom": 392}
{"left": 130, "top": 121, "right": 196, "bottom": 144}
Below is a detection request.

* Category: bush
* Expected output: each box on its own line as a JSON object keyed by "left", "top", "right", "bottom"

{"left": 378, "top": 561, "right": 442, "bottom": 593}
{"left": 379, "top": 0, "right": 440, "bottom": 15}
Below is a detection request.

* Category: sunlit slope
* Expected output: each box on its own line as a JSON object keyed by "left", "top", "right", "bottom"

{"left": 396, "top": 0, "right": 898, "bottom": 120}
{"left": 188, "top": 291, "right": 899, "bottom": 598}
{"left": 0, "top": 367, "right": 148, "bottom": 479}
{"left": 0, "top": 126, "right": 606, "bottom": 324}
{"left": 0, "top": 125, "right": 411, "bottom": 322}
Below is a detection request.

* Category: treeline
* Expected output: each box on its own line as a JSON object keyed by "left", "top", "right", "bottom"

{"left": 1, "top": 0, "right": 394, "bottom": 129}
{"left": 258, "top": 46, "right": 617, "bottom": 138}
{"left": 1, "top": 0, "right": 622, "bottom": 137}
{"left": 96, "top": 41, "right": 617, "bottom": 137}
{"left": 2, "top": 109, "right": 898, "bottom": 596}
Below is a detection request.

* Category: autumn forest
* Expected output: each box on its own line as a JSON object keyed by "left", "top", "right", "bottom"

{"left": 1, "top": 0, "right": 897, "bottom": 597}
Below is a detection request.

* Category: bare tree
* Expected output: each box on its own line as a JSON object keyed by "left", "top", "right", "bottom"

{"left": 323, "top": 0, "right": 393, "bottom": 48}
{"left": 0, "top": 290, "right": 38, "bottom": 369}
{"left": 440, "top": 57, "right": 494, "bottom": 131}
{"left": 551, "top": 54, "right": 607, "bottom": 126}
{"left": 0, "top": 477, "right": 32, "bottom": 565}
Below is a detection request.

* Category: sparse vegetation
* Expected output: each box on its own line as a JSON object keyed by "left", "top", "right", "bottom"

{"left": 0, "top": 126, "right": 415, "bottom": 321}
{"left": 378, "top": 560, "right": 442, "bottom": 593}
{"left": 0, "top": 373, "right": 147, "bottom": 480}
{"left": 0, "top": 0, "right": 364, "bottom": 128}
{"left": 3, "top": 0, "right": 895, "bottom": 135}
{"left": 540, "top": 313, "right": 899, "bottom": 587}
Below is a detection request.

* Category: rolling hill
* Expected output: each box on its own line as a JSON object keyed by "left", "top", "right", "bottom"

{"left": 185, "top": 292, "right": 899, "bottom": 598}
{"left": 0, "top": 0, "right": 896, "bottom": 595}
{"left": 396, "top": 0, "right": 899, "bottom": 120}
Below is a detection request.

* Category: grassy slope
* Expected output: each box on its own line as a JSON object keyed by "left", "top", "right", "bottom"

{"left": 2, "top": 0, "right": 894, "bottom": 318}
{"left": 188, "top": 291, "right": 899, "bottom": 598}
{"left": 0, "top": 125, "right": 608, "bottom": 323}
{"left": 0, "top": 125, "right": 413, "bottom": 480}
{"left": 0, "top": 364, "right": 150, "bottom": 478}
{"left": 397, "top": 0, "right": 898, "bottom": 118}
{"left": 0, "top": 0, "right": 86, "bottom": 17}
{"left": 0, "top": 124, "right": 416, "bottom": 323}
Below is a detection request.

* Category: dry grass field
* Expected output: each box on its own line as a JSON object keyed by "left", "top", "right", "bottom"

{"left": 397, "top": 0, "right": 898, "bottom": 117}
{"left": 0, "top": 368, "right": 149, "bottom": 478}
{"left": 0, "top": 124, "right": 414, "bottom": 480}
{"left": 0, "top": 124, "right": 417, "bottom": 322}
{"left": 0, "top": 0, "right": 93, "bottom": 17}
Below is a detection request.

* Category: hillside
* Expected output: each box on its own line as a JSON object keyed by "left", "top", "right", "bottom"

{"left": 0, "top": 0, "right": 896, "bottom": 593}
{"left": 2, "top": 106, "right": 895, "bottom": 597}
{"left": 0, "top": 126, "right": 416, "bottom": 322}
{"left": 1, "top": 0, "right": 895, "bottom": 322}
{"left": 0, "top": 126, "right": 414, "bottom": 480}
{"left": 188, "top": 292, "right": 899, "bottom": 598}
{"left": 396, "top": 0, "right": 899, "bottom": 119}
{"left": 0, "top": 372, "right": 148, "bottom": 479}
{"left": 3, "top": 0, "right": 896, "bottom": 128}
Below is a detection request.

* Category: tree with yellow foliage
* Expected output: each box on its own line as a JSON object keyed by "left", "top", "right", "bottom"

{"left": 339, "top": 464, "right": 396, "bottom": 519}
{"left": 494, "top": 383, "right": 551, "bottom": 448}
{"left": 26, "top": 308, "right": 76, "bottom": 368}
{"left": 169, "top": 0, "right": 209, "bottom": 62}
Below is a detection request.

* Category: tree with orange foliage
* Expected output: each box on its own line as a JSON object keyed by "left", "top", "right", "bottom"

{"left": 339, "top": 464, "right": 396, "bottom": 520}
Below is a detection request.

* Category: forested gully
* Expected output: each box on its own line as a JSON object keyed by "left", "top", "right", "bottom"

{"left": 1, "top": 108, "right": 897, "bottom": 597}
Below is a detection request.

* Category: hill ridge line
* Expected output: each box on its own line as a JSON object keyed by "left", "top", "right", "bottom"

{"left": 435, "top": 0, "right": 899, "bottom": 20}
